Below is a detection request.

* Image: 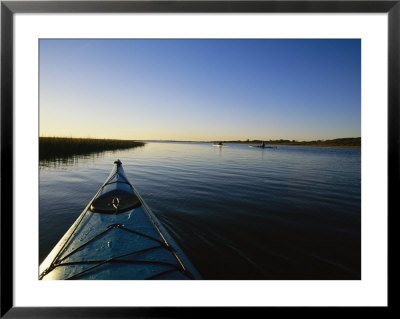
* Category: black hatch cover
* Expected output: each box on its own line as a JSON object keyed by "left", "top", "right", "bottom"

{"left": 90, "top": 189, "right": 141, "bottom": 214}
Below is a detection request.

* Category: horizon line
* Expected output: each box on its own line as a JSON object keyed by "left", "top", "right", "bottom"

{"left": 39, "top": 136, "right": 361, "bottom": 142}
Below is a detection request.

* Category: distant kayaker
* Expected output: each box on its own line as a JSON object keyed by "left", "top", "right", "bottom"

{"left": 261, "top": 142, "right": 265, "bottom": 148}
{"left": 219, "top": 142, "right": 223, "bottom": 145}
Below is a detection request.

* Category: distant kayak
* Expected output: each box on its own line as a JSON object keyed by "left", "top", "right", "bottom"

{"left": 213, "top": 144, "right": 229, "bottom": 147}
{"left": 39, "top": 160, "right": 202, "bottom": 280}
{"left": 249, "top": 145, "right": 277, "bottom": 149}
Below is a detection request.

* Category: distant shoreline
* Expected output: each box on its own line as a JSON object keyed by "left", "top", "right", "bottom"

{"left": 39, "top": 137, "right": 361, "bottom": 161}
{"left": 142, "top": 137, "right": 361, "bottom": 148}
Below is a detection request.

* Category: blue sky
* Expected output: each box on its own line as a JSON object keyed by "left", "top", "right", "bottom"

{"left": 39, "top": 39, "right": 360, "bottom": 141}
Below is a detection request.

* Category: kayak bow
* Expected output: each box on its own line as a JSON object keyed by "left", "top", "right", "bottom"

{"left": 39, "top": 160, "right": 202, "bottom": 280}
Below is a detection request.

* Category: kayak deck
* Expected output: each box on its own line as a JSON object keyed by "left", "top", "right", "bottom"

{"left": 39, "top": 160, "right": 201, "bottom": 280}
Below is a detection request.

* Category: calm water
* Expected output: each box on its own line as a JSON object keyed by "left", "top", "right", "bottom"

{"left": 39, "top": 142, "right": 361, "bottom": 280}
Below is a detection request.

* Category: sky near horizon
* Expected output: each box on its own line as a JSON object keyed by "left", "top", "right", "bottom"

{"left": 39, "top": 39, "right": 361, "bottom": 141}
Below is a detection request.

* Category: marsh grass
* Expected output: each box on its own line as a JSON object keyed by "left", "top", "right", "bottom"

{"left": 39, "top": 137, "right": 145, "bottom": 161}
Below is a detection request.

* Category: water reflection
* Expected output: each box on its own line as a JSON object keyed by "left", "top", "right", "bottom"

{"left": 39, "top": 147, "right": 144, "bottom": 169}
{"left": 40, "top": 154, "right": 98, "bottom": 169}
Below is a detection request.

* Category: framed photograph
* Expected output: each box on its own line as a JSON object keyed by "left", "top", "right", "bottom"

{"left": 1, "top": 0, "right": 396, "bottom": 317}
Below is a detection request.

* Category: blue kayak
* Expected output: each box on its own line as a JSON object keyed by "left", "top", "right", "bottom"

{"left": 39, "top": 160, "right": 202, "bottom": 280}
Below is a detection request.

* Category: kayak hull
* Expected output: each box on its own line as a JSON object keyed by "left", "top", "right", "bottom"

{"left": 39, "top": 161, "right": 201, "bottom": 280}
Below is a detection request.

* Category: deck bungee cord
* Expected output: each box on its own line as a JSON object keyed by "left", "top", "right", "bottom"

{"left": 40, "top": 223, "right": 194, "bottom": 280}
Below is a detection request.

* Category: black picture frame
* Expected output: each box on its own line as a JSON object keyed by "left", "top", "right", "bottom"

{"left": 1, "top": 0, "right": 397, "bottom": 317}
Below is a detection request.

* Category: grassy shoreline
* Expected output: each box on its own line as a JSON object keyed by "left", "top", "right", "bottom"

{"left": 39, "top": 137, "right": 145, "bottom": 160}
